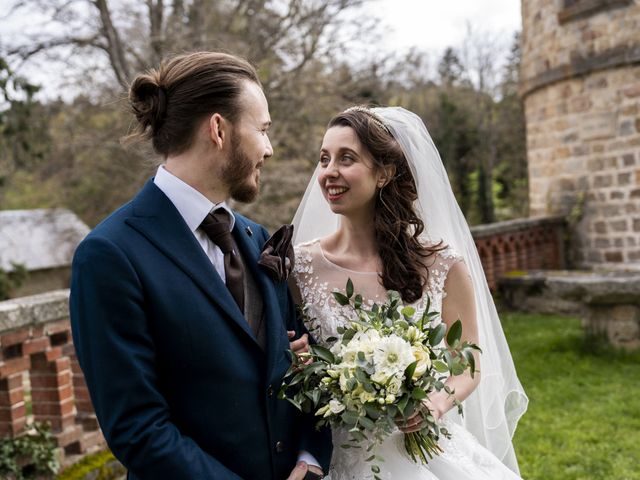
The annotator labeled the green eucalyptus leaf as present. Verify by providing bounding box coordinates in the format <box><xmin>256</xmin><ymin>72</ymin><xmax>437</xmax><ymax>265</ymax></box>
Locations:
<box><xmin>463</xmin><ymin>349</ymin><xmax>476</xmax><ymax>376</ymax></box>
<box><xmin>346</xmin><ymin>278</ymin><xmax>354</xmax><ymax>298</ymax></box>
<box><xmin>359</xmin><ymin>416</ymin><xmax>375</xmax><ymax>430</ymax></box>
<box><xmin>364</xmin><ymin>403</ymin><xmax>381</xmax><ymax>419</ymax></box>
<box><xmin>401</xmin><ymin>306</ymin><xmax>416</xmax><ymax>318</ymax></box>
<box><xmin>429</xmin><ymin>323</ymin><xmax>447</xmax><ymax>346</ymax></box>
<box><xmin>404</xmin><ymin>361</ymin><xmax>417</xmax><ymax>386</ymax></box>
<box><xmin>342</xmin><ymin>410</ymin><xmax>359</xmax><ymax>425</ymax></box>
<box><xmin>354</xmin><ymin>294</ymin><xmax>363</xmax><ymax>309</ymax></box>
<box><xmin>285</xmin><ymin>397</ymin><xmax>302</xmax><ymax>411</ymax></box>
<box><xmin>433</xmin><ymin>360</ymin><xmax>449</xmax><ymax>373</ymax></box>
<box><xmin>397</xmin><ymin>394</ymin><xmax>409</xmax><ymax>416</ymax></box>
<box><xmin>411</xmin><ymin>388</ymin><xmax>427</xmax><ymax>400</ymax></box>
<box><xmin>446</xmin><ymin>319</ymin><xmax>463</xmax><ymax>346</ymax></box>
<box><xmin>310</xmin><ymin>344</ymin><xmax>335</xmax><ymax>364</ymax></box>
<box><xmin>452</xmin><ymin>362</ymin><xmax>466</xmax><ymax>375</ymax></box>
<box><xmin>333</xmin><ymin>292</ymin><xmax>350</xmax><ymax>306</ymax></box>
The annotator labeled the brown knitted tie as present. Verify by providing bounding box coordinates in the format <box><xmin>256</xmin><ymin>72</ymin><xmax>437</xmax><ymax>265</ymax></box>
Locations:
<box><xmin>200</xmin><ymin>210</ymin><xmax>245</xmax><ymax>312</ymax></box>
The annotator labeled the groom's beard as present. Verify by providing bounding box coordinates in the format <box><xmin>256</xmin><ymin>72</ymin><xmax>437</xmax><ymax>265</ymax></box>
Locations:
<box><xmin>223</xmin><ymin>134</ymin><xmax>260</xmax><ymax>203</ymax></box>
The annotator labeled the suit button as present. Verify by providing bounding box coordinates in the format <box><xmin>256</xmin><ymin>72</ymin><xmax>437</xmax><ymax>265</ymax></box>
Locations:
<box><xmin>267</xmin><ymin>385</ymin><xmax>274</xmax><ymax>397</ymax></box>
<box><xmin>275</xmin><ymin>441</ymin><xmax>285</xmax><ymax>453</ymax></box>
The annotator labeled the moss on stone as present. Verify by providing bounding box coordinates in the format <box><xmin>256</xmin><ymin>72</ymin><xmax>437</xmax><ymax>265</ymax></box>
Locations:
<box><xmin>56</xmin><ymin>450</ymin><xmax>124</xmax><ymax>480</ymax></box>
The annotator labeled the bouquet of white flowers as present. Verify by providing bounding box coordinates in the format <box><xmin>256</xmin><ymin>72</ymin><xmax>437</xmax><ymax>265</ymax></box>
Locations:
<box><xmin>279</xmin><ymin>279</ymin><xmax>480</xmax><ymax>479</ymax></box>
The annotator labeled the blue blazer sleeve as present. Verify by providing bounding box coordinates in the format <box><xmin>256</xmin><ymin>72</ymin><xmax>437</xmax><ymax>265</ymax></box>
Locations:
<box><xmin>258</xmin><ymin>226</ymin><xmax>333</xmax><ymax>473</ymax></box>
<box><xmin>70</xmin><ymin>236</ymin><xmax>243</xmax><ymax>479</ymax></box>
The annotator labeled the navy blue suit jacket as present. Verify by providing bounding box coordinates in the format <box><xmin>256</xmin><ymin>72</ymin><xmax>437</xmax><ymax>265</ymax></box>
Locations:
<box><xmin>69</xmin><ymin>180</ymin><xmax>332</xmax><ymax>479</ymax></box>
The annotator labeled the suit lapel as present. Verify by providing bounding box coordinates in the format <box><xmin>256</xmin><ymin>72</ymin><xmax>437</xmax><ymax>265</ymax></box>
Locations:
<box><xmin>124</xmin><ymin>181</ymin><xmax>258</xmax><ymax>344</ymax></box>
<box><xmin>232</xmin><ymin>217</ymin><xmax>284</xmax><ymax>376</ymax></box>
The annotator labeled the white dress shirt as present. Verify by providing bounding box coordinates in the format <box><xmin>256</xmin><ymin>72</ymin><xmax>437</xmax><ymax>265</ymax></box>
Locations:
<box><xmin>153</xmin><ymin>165</ymin><xmax>234</xmax><ymax>282</ymax></box>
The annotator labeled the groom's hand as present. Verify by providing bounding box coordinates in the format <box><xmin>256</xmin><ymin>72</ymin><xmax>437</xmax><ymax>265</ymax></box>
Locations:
<box><xmin>286</xmin><ymin>461</ymin><xmax>308</xmax><ymax>479</ymax></box>
<box><xmin>288</xmin><ymin>331</ymin><xmax>311</xmax><ymax>363</ymax></box>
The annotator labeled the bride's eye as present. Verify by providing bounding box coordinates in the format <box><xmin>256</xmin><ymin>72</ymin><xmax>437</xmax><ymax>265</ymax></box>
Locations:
<box><xmin>319</xmin><ymin>155</ymin><xmax>330</xmax><ymax>165</ymax></box>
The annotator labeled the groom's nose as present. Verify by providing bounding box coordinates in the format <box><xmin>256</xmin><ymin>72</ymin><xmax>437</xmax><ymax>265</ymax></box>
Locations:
<box><xmin>264</xmin><ymin>136</ymin><xmax>273</xmax><ymax>159</ymax></box>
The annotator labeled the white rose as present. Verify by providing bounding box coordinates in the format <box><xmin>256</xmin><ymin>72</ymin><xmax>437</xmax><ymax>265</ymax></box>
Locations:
<box><xmin>412</xmin><ymin>346</ymin><xmax>432</xmax><ymax>380</ymax></box>
<box><xmin>371</xmin><ymin>370</ymin><xmax>390</xmax><ymax>385</ymax></box>
<box><xmin>359</xmin><ymin>390</ymin><xmax>376</xmax><ymax>403</ymax></box>
<box><xmin>386</xmin><ymin>376</ymin><xmax>403</xmax><ymax>395</ymax></box>
<box><xmin>329</xmin><ymin>399</ymin><xmax>346</xmax><ymax>414</ymax></box>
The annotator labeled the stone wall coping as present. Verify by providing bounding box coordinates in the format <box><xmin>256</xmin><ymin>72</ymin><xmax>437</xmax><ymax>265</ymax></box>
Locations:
<box><xmin>470</xmin><ymin>215</ymin><xmax>566</xmax><ymax>238</ymax></box>
<box><xmin>0</xmin><ymin>289</ymin><xmax>70</xmax><ymax>332</ymax></box>
<box><xmin>558</xmin><ymin>0</ymin><xmax>634</xmax><ymax>24</ymax></box>
<box><xmin>520</xmin><ymin>43</ymin><xmax>640</xmax><ymax>98</ymax></box>
<box><xmin>500</xmin><ymin>270</ymin><xmax>640</xmax><ymax>305</ymax></box>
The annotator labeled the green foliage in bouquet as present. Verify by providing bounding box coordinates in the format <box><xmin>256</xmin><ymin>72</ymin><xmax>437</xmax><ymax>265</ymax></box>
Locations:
<box><xmin>279</xmin><ymin>279</ymin><xmax>481</xmax><ymax>479</ymax></box>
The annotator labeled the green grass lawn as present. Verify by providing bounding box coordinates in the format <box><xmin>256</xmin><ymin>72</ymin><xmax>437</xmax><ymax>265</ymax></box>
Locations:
<box><xmin>502</xmin><ymin>312</ymin><xmax>640</xmax><ymax>480</ymax></box>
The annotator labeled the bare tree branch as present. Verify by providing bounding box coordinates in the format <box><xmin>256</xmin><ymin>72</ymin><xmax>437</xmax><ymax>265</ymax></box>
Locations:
<box><xmin>147</xmin><ymin>0</ymin><xmax>164</xmax><ymax>66</ymax></box>
<box><xmin>92</xmin><ymin>0</ymin><xmax>131</xmax><ymax>87</ymax></box>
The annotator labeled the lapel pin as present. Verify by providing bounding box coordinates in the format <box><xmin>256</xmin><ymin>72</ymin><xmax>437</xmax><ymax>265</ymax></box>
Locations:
<box><xmin>245</xmin><ymin>226</ymin><xmax>253</xmax><ymax>236</ymax></box>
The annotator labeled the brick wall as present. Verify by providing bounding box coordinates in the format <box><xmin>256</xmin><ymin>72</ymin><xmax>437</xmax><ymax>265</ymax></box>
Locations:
<box><xmin>471</xmin><ymin>215</ymin><xmax>567</xmax><ymax>290</ymax></box>
<box><xmin>0</xmin><ymin>291</ymin><xmax>105</xmax><ymax>466</ymax></box>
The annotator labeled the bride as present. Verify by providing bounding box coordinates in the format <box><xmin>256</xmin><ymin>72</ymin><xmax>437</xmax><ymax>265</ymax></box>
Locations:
<box><xmin>291</xmin><ymin>106</ymin><xmax>528</xmax><ymax>479</ymax></box>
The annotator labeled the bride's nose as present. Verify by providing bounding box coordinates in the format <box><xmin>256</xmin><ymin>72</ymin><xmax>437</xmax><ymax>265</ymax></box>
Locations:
<box><xmin>324</xmin><ymin>158</ymin><xmax>340</xmax><ymax>178</ymax></box>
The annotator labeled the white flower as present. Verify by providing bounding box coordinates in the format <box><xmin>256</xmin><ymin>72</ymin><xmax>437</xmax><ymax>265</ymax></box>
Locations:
<box><xmin>386</xmin><ymin>375</ymin><xmax>403</xmax><ymax>395</ymax></box>
<box><xmin>329</xmin><ymin>399</ymin><xmax>345</xmax><ymax>414</ymax></box>
<box><xmin>412</xmin><ymin>345</ymin><xmax>432</xmax><ymax>380</ymax></box>
<box><xmin>359</xmin><ymin>390</ymin><xmax>377</xmax><ymax>403</ymax></box>
<box><xmin>338</xmin><ymin>369</ymin><xmax>353</xmax><ymax>392</ymax></box>
<box><xmin>373</xmin><ymin>335</ymin><xmax>415</xmax><ymax>378</ymax></box>
<box><xmin>371</xmin><ymin>370</ymin><xmax>390</xmax><ymax>385</ymax></box>
<box><xmin>405</xmin><ymin>326</ymin><xmax>425</xmax><ymax>343</ymax></box>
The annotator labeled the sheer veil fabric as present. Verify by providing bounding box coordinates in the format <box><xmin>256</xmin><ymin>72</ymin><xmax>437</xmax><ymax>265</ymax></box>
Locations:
<box><xmin>292</xmin><ymin>107</ymin><xmax>528</xmax><ymax>473</ymax></box>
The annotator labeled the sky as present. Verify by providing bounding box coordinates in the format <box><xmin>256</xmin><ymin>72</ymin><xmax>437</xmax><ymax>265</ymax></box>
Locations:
<box><xmin>0</xmin><ymin>0</ymin><xmax>522</xmax><ymax>100</ymax></box>
<box><xmin>373</xmin><ymin>0</ymin><xmax>521</xmax><ymax>54</ymax></box>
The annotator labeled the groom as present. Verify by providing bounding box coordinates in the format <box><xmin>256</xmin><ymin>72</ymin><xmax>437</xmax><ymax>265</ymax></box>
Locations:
<box><xmin>69</xmin><ymin>51</ymin><xmax>331</xmax><ymax>479</ymax></box>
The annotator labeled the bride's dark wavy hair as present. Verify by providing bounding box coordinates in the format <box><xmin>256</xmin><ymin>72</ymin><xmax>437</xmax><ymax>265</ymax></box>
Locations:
<box><xmin>327</xmin><ymin>108</ymin><xmax>446</xmax><ymax>303</ymax></box>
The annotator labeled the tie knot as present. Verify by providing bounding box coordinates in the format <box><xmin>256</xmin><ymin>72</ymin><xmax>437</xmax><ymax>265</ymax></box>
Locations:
<box><xmin>200</xmin><ymin>210</ymin><xmax>234</xmax><ymax>253</ymax></box>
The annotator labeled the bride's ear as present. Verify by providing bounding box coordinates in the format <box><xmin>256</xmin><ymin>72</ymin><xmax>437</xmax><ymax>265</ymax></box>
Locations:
<box><xmin>377</xmin><ymin>164</ymin><xmax>396</xmax><ymax>188</ymax></box>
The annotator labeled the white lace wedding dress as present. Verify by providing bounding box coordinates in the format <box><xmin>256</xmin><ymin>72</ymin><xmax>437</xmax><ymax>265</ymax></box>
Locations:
<box><xmin>293</xmin><ymin>239</ymin><xmax>523</xmax><ymax>480</ymax></box>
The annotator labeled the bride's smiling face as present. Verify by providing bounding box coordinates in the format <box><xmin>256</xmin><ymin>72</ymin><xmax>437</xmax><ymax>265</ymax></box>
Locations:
<box><xmin>318</xmin><ymin>126</ymin><xmax>385</xmax><ymax>217</ymax></box>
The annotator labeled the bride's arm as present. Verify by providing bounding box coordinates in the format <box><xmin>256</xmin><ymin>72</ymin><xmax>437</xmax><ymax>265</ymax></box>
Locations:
<box><xmin>424</xmin><ymin>259</ymin><xmax>481</xmax><ymax>420</ymax></box>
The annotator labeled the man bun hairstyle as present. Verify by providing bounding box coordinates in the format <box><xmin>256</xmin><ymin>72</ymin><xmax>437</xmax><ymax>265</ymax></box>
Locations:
<box><xmin>127</xmin><ymin>51</ymin><xmax>260</xmax><ymax>157</ymax></box>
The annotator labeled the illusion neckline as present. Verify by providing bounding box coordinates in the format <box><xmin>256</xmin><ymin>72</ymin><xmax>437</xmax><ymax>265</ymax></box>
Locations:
<box><xmin>316</xmin><ymin>240</ymin><xmax>380</xmax><ymax>276</ymax></box>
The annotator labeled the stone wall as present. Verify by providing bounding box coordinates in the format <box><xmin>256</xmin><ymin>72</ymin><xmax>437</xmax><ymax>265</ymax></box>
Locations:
<box><xmin>521</xmin><ymin>0</ymin><xmax>640</xmax><ymax>267</ymax></box>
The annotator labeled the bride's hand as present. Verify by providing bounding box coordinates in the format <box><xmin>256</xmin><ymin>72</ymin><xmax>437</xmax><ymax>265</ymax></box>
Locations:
<box><xmin>395</xmin><ymin>400</ymin><xmax>443</xmax><ymax>433</ymax></box>
<box><xmin>395</xmin><ymin>403</ymin><xmax>431</xmax><ymax>433</ymax></box>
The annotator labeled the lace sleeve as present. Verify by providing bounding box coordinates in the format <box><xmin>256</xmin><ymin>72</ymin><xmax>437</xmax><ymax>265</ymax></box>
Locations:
<box><xmin>427</xmin><ymin>246</ymin><xmax>464</xmax><ymax>302</ymax></box>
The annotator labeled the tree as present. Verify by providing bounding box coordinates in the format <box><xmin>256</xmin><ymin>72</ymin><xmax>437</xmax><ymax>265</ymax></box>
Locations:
<box><xmin>0</xmin><ymin>56</ymin><xmax>50</xmax><ymax>204</ymax></box>
<box><xmin>493</xmin><ymin>31</ymin><xmax>528</xmax><ymax>219</ymax></box>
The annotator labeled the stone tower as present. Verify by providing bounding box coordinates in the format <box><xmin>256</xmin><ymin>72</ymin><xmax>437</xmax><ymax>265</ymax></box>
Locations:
<box><xmin>520</xmin><ymin>0</ymin><xmax>640</xmax><ymax>267</ymax></box>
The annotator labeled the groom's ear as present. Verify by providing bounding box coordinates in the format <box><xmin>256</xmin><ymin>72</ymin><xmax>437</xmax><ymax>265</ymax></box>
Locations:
<box><xmin>208</xmin><ymin>113</ymin><xmax>228</xmax><ymax>149</ymax></box>
<box><xmin>377</xmin><ymin>164</ymin><xmax>396</xmax><ymax>187</ymax></box>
